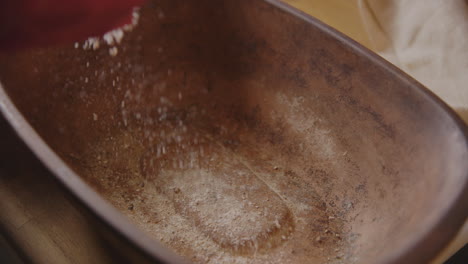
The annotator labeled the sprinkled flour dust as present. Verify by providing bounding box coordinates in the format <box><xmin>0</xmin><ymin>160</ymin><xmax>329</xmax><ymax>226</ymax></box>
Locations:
<box><xmin>76</xmin><ymin>8</ymin><xmax>140</xmax><ymax>56</ymax></box>
<box><xmin>64</xmin><ymin>5</ymin><xmax>356</xmax><ymax>264</ymax></box>
<box><xmin>71</xmin><ymin>101</ymin><xmax>350</xmax><ymax>263</ymax></box>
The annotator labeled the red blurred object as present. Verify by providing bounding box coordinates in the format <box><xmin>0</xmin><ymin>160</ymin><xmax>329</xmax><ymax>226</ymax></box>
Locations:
<box><xmin>0</xmin><ymin>0</ymin><xmax>145</xmax><ymax>50</ymax></box>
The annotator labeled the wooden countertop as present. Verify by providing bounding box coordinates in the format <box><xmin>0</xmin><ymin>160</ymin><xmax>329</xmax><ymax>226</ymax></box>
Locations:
<box><xmin>0</xmin><ymin>117</ymin><xmax>117</xmax><ymax>264</ymax></box>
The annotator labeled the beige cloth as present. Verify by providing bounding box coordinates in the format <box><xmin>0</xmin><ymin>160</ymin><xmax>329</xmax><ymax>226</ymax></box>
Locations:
<box><xmin>359</xmin><ymin>0</ymin><xmax>468</xmax><ymax>123</ymax></box>
<box><xmin>359</xmin><ymin>1</ymin><xmax>468</xmax><ymax>263</ymax></box>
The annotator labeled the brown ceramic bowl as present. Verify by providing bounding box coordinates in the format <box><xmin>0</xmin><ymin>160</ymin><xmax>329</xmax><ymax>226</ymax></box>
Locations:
<box><xmin>0</xmin><ymin>0</ymin><xmax>467</xmax><ymax>263</ymax></box>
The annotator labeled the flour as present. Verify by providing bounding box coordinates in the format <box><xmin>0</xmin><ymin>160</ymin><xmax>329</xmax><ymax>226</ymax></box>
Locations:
<box><xmin>77</xmin><ymin>8</ymin><xmax>140</xmax><ymax>56</ymax></box>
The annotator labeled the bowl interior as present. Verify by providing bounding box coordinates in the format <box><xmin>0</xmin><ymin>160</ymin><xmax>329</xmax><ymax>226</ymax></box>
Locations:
<box><xmin>0</xmin><ymin>0</ymin><xmax>467</xmax><ymax>263</ymax></box>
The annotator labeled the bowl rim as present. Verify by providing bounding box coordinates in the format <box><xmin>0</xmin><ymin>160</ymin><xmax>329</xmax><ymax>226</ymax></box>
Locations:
<box><xmin>0</xmin><ymin>0</ymin><xmax>467</xmax><ymax>263</ymax></box>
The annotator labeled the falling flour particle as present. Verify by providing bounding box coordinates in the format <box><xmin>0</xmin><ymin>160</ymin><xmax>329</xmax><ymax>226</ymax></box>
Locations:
<box><xmin>93</xmin><ymin>113</ymin><xmax>98</xmax><ymax>121</ymax></box>
<box><xmin>91</xmin><ymin>39</ymin><xmax>100</xmax><ymax>50</ymax></box>
<box><xmin>109</xmin><ymin>47</ymin><xmax>118</xmax><ymax>57</ymax></box>
<box><xmin>104</xmin><ymin>28</ymin><xmax>125</xmax><ymax>45</ymax></box>
<box><xmin>78</xmin><ymin>8</ymin><xmax>140</xmax><ymax>56</ymax></box>
<box><xmin>103</xmin><ymin>32</ymin><xmax>115</xmax><ymax>46</ymax></box>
